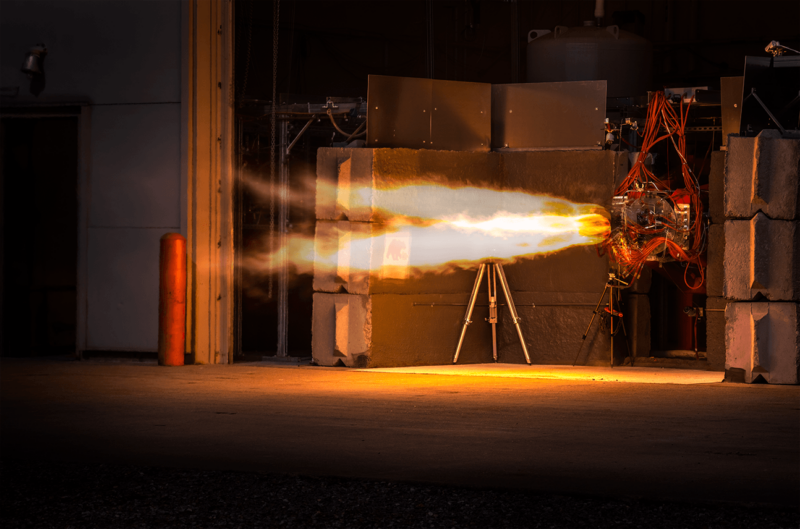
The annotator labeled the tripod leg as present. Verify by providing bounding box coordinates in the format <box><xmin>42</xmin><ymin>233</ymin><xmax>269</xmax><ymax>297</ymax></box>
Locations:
<box><xmin>573</xmin><ymin>284</ymin><xmax>609</xmax><ymax>366</ymax></box>
<box><xmin>582</xmin><ymin>285</ymin><xmax>609</xmax><ymax>340</ymax></box>
<box><xmin>610</xmin><ymin>286</ymin><xmax>614</xmax><ymax>368</ymax></box>
<box><xmin>496</xmin><ymin>264</ymin><xmax>531</xmax><ymax>365</ymax></box>
<box><xmin>488</xmin><ymin>265</ymin><xmax>498</xmax><ymax>362</ymax></box>
<box><xmin>453</xmin><ymin>263</ymin><xmax>486</xmax><ymax>364</ymax></box>
<box><xmin>491</xmin><ymin>321</ymin><xmax>497</xmax><ymax>362</ymax></box>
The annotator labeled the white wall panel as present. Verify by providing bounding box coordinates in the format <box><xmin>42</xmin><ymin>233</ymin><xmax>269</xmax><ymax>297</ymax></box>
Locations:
<box><xmin>90</xmin><ymin>104</ymin><xmax>181</xmax><ymax>228</ymax></box>
<box><xmin>87</xmin><ymin>227</ymin><xmax>171</xmax><ymax>351</ymax></box>
<box><xmin>0</xmin><ymin>0</ymin><xmax>180</xmax><ymax>105</ymax></box>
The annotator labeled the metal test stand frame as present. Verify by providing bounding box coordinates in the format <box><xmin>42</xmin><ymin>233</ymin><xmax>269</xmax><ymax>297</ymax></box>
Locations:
<box><xmin>453</xmin><ymin>262</ymin><xmax>532</xmax><ymax>365</ymax></box>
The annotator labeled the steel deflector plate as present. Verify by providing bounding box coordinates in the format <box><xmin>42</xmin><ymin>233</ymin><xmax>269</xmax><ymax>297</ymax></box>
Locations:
<box><xmin>367</xmin><ymin>75</ymin><xmax>491</xmax><ymax>152</ymax></box>
<box><xmin>491</xmin><ymin>81</ymin><xmax>606</xmax><ymax>150</ymax></box>
<box><xmin>720</xmin><ymin>76</ymin><xmax>743</xmax><ymax>149</ymax></box>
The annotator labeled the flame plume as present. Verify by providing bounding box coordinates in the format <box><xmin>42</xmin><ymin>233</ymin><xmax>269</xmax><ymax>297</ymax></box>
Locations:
<box><xmin>244</xmin><ymin>183</ymin><xmax>610</xmax><ymax>278</ymax></box>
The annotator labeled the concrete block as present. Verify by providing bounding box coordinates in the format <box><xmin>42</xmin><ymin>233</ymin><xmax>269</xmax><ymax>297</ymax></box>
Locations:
<box><xmin>315</xmin><ymin>148</ymin><xmax>350</xmax><ymax>220</ymax></box>
<box><xmin>624</xmin><ymin>294</ymin><xmax>651</xmax><ymax>361</ymax></box>
<box><xmin>312</xmin><ymin>290</ymin><xmax>620</xmax><ymax>368</ymax></box>
<box><xmin>724</xmin><ymin>131</ymin><xmax>800</xmax><ymax>220</ymax></box>
<box><xmin>334</xmin><ymin>150</ymin><xmax>375</xmax><ymax>222</ymax></box>
<box><xmin>725</xmin><ymin>302</ymin><xmax>800</xmax><ymax>384</ymax></box>
<box><xmin>502</xmin><ymin>246</ymin><xmax>609</xmax><ymax>294</ymax></box>
<box><xmin>706</xmin><ymin>224</ymin><xmax>724</xmax><ymax>298</ymax></box>
<box><xmin>372</xmin><ymin>148</ymin><xmax>503</xmax><ymax>189</ymax></box>
<box><xmin>708</xmin><ymin>151</ymin><xmax>725</xmax><ymax>224</ymax></box>
<box><xmin>319</xmin><ymin>148</ymin><xmax>625</xmax><ymax>224</ymax></box>
<box><xmin>314</xmin><ymin>147</ymin><xmax>619</xmax><ymax>296</ymax></box>
<box><xmin>311</xmin><ymin>293</ymin><xmax>371</xmax><ymax>367</ymax></box>
<box><xmin>363</xmin><ymin>149</ymin><xmax>502</xmax><ymax>223</ymax></box>
<box><xmin>705</xmin><ymin>297</ymin><xmax>727</xmax><ymax>371</ymax></box>
<box><xmin>500</xmin><ymin>150</ymin><xmax>626</xmax><ymax>209</ymax></box>
<box><xmin>313</xmin><ymin>220</ymin><xmax>611</xmax><ymax>297</ymax></box>
<box><xmin>497</xmin><ymin>291</ymin><xmax>614</xmax><ymax>367</ymax></box>
<box><xmin>318</xmin><ymin>148</ymin><xmax>502</xmax><ymax>222</ymax></box>
<box><xmin>313</xmin><ymin>292</ymin><xmax>498</xmax><ymax>368</ymax></box>
<box><xmin>370</xmin><ymin>293</ymin><xmax>495</xmax><ymax>367</ymax></box>
<box><xmin>723</xmin><ymin>215</ymin><xmax>799</xmax><ymax>301</ymax></box>
<box><xmin>313</xmin><ymin>218</ymin><xmax>499</xmax><ymax>295</ymax></box>
<box><xmin>313</xmin><ymin>220</ymin><xmax>374</xmax><ymax>294</ymax></box>
<box><xmin>312</xmin><ymin>147</ymin><xmax>625</xmax><ymax>365</ymax></box>
<box><xmin>370</xmin><ymin>291</ymin><xmax>614</xmax><ymax>367</ymax></box>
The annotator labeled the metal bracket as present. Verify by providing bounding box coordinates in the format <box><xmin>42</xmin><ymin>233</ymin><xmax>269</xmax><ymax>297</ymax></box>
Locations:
<box><xmin>743</xmin><ymin>88</ymin><xmax>787</xmax><ymax>135</ymax></box>
<box><xmin>285</xmin><ymin>116</ymin><xmax>316</xmax><ymax>155</ymax></box>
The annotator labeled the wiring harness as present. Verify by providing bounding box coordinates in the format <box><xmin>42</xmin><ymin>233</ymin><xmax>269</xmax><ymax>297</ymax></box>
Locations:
<box><xmin>599</xmin><ymin>91</ymin><xmax>708</xmax><ymax>289</ymax></box>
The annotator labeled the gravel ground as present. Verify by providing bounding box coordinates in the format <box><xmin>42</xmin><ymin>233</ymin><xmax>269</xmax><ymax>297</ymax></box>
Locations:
<box><xmin>1</xmin><ymin>460</ymin><xmax>797</xmax><ymax>529</ymax></box>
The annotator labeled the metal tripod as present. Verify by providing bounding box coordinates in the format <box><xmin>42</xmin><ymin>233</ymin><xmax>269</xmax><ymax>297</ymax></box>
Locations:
<box><xmin>573</xmin><ymin>272</ymin><xmax>629</xmax><ymax>368</ymax></box>
<box><xmin>453</xmin><ymin>262</ymin><xmax>532</xmax><ymax>365</ymax></box>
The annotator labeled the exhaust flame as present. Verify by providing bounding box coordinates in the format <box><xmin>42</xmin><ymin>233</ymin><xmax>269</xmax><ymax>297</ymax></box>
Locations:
<box><xmin>244</xmin><ymin>182</ymin><xmax>609</xmax><ymax>279</ymax></box>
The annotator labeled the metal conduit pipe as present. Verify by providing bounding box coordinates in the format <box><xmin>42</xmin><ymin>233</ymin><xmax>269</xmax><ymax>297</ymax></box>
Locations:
<box><xmin>327</xmin><ymin>108</ymin><xmax>366</xmax><ymax>141</ymax></box>
<box><xmin>346</xmin><ymin>120</ymin><xmax>367</xmax><ymax>141</ymax></box>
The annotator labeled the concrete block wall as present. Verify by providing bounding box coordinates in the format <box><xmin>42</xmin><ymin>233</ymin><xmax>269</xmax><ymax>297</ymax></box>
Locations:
<box><xmin>713</xmin><ymin>132</ymin><xmax>800</xmax><ymax>384</ymax></box>
<box><xmin>724</xmin><ymin>130</ymin><xmax>800</xmax><ymax>220</ymax></box>
<box><xmin>312</xmin><ymin>147</ymin><xmax>628</xmax><ymax>367</ymax></box>
<box><xmin>722</xmin><ymin>214</ymin><xmax>799</xmax><ymax>301</ymax></box>
<box><xmin>705</xmin><ymin>152</ymin><xmax>728</xmax><ymax>372</ymax></box>
<box><xmin>725</xmin><ymin>302</ymin><xmax>799</xmax><ymax>384</ymax></box>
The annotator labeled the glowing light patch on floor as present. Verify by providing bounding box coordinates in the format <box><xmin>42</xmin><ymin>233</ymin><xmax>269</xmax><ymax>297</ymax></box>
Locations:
<box><xmin>357</xmin><ymin>364</ymin><xmax>724</xmax><ymax>385</ymax></box>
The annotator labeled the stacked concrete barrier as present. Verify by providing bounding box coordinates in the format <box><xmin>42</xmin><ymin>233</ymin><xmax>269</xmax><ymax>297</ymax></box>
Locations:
<box><xmin>311</xmin><ymin>147</ymin><xmax>629</xmax><ymax>368</ymax></box>
<box><xmin>714</xmin><ymin>130</ymin><xmax>800</xmax><ymax>384</ymax></box>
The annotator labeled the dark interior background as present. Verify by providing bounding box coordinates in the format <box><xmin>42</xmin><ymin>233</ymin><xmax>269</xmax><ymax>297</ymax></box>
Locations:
<box><xmin>233</xmin><ymin>0</ymin><xmax>799</xmax><ymax>358</ymax></box>
<box><xmin>1</xmin><ymin>116</ymin><xmax>78</xmax><ymax>357</ymax></box>
<box><xmin>235</xmin><ymin>0</ymin><xmax>800</xmax><ymax>100</ymax></box>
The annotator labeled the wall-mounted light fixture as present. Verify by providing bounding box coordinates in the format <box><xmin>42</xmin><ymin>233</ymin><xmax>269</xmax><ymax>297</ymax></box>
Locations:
<box><xmin>21</xmin><ymin>44</ymin><xmax>47</xmax><ymax>78</ymax></box>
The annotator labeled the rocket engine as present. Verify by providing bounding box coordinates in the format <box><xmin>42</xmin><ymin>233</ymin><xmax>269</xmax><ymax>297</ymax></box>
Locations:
<box><xmin>600</xmin><ymin>91</ymin><xmax>708</xmax><ymax>290</ymax></box>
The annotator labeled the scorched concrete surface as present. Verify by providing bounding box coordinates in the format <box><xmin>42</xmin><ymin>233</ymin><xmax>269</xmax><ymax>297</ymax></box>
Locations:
<box><xmin>1</xmin><ymin>359</ymin><xmax>798</xmax><ymax>508</ymax></box>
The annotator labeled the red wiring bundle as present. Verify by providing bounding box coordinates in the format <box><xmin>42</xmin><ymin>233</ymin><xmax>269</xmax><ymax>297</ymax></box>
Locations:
<box><xmin>600</xmin><ymin>91</ymin><xmax>707</xmax><ymax>289</ymax></box>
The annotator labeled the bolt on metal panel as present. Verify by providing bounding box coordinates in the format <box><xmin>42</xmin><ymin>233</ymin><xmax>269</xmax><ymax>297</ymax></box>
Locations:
<box><xmin>431</xmin><ymin>79</ymin><xmax>491</xmax><ymax>151</ymax></box>
<box><xmin>367</xmin><ymin>75</ymin><xmax>491</xmax><ymax>152</ymax></box>
<box><xmin>491</xmin><ymin>81</ymin><xmax>607</xmax><ymax>151</ymax></box>
<box><xmin>720</xmin><ymin>76</ymin><xmax>743</xmax><ymax>150</ymax></box>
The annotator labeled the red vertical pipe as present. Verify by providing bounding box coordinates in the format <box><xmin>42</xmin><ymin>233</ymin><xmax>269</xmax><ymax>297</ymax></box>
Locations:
<box><xmin>158</xmin><ymin>233</ymin><xmax>186</xmax><ymax>366</ymax></box>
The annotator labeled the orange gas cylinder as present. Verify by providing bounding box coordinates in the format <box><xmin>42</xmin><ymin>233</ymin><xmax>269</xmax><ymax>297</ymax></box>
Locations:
<box><xmin>158</xmin><ymin>233</ymin><xmax>186</xmax><ymax>366</ymax></box>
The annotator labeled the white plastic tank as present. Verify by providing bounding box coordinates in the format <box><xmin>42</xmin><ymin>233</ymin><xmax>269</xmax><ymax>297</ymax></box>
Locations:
<box><xmin>526</xmin><ymin>23</ymin><xmax>652</xmax><ymax>98</ymax></box>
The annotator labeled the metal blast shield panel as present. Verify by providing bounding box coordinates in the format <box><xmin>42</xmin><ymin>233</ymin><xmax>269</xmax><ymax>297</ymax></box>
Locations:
<box><xmin>367</xmin><ymin>75</ymin><xmax>491</xmax><ymax>152</ymax></box>
<box><xmin>720</xmin><ymin>76</ymin><xmax>744</xmax><ymax>149</ymax></box>
<box><xmin>491</xmin><ymin>80</ymin><xmax>607</xmax><ymax>151</ymax></box>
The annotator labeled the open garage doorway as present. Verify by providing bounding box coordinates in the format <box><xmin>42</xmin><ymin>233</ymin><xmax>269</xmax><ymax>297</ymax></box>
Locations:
<box><xmin>1</xmin><ymin>112</ymin><xmax>79</xmax><ymax>357</ymax></box>
<box><xmin>235</xmin><ymin>116</ymin><xmax>319</xmax><ymax>360</ymax></box>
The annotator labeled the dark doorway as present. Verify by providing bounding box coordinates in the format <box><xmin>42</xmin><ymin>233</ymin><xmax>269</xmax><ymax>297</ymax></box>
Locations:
<box><xmin>1</xmin><ymin>116</ymin><xmax>78</xmax><ymax>357</ymax></box>
<box><xmin>650</xmin><ymin>270</ymin><xmax>707</xmax><ymax>357</ymax></box>
<box><xmin>236</xmin><ymin>119</ymin><xmax>324</xmax><ymax>359</ymax></box>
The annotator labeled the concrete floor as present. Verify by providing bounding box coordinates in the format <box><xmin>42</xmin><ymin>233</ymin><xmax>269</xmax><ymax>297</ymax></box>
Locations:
<box><xmin>1</xmin><ymin>358</ymin><xmax>798</xmax><ymax>507</ymax></box>
<box><xmin>362</xmin><ymin>364</ymin><xmax>725</xmax><ymax>384</ymax></box>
